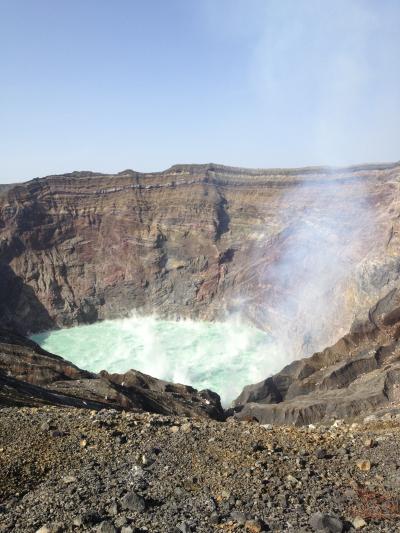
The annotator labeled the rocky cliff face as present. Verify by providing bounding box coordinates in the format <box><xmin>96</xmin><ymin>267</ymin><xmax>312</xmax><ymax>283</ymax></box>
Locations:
<box><xmin>1</xmin><ymin>162</ymin><xmax>400</xmax><ymax>360</ymax></box>
<box><xmin>233</xmin><ymin>288</ymin><xmax>400</xmax><ymax>425</ymax></box>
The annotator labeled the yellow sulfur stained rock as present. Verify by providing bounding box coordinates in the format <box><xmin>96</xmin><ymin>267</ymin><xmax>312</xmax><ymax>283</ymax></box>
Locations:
<box><xmin>352</xmin><ymin>516</ymin><xmax>367</xmax><ymax>529</ymax></box>
<box><xmin>356</xmin><ymin>459</ymin><xmax>371</xmax><ymax>472</ymax></box>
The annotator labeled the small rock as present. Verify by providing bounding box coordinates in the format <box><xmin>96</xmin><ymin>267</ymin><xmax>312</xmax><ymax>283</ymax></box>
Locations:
<box><xmin>356</xmin><ymin>459</ymin><xmax>371</xmax><ymax>472</ymax></box>
<box><xmin>343</xmin><ymin>488</ymin><xmax>356</xmax><ymax>500</ymax></box>
<box><xmin>276</xmin><ymin>493</ymin><xmax>288</xmax><ymax>509</ymax></box>
<box><xmin>231</xmin><ymin>511</ymin><xmax>247</xmax><ymax>525</ymax></box>
<box><xmin>309</xmin><ymin>512</ymin><xmax>343</xmax><ymax>532</ymax></box>
<box><xmin>107</xmin><ymin>502</ymin><xmax>119</xmax><ymax>516</ymax></box>
<box><xmin>121</xmin><ymin>491</ymin><xmax>146</xmax><ymax>513</ymax></box>
<box><xmin>96</xmin><ymin>522</ymin><xmax>117</xmax><ymax>533</ymax></box>
<box><xmin>114</xmin><ymin>516</ymin><xmax>129</xmax><ymax>528</ymax></box>
<box><xmin>383</xmin><ymin>472</ymin><xmax>400</xmax><ymax>490</ymax></box>
<box><xmin>315</xmin><ymin>448</ymin><xmax>328</xmax><ymax>459</ymax></box>
<box><xmin>363</xmin><ymin>438</ymin><xmax>376</xmax><ymax>448</ymax></box>
<box><xmin>244</xmin><ymin>518</ymin><xmax>268</xmax><ymax>532</ymax></box>
<box><xmin>62</xmin><ymin>475</ymin><xmax>77</xmax><ymax>484</ymax></box>
<box><xmin>296</xmin><ymin>457</ymin><xmax>306</xmax><ymax>468</ymax></box>
<box><xmin>251</xmin><ymin>442</ymin><xmax>265</xmax><ymax>452</ymax></box>
<box><xmin>141</xmin><ymin>454</ymin><xmax>152</xmax><ymax>466</ymax></box>
<box><xmin>177</xmin><ymin>522</ymin><xmax>191</xmax><ymax>533</ymax></box>
<box><xmin>36</xmin><ymin>527</ymin><xmax>63</xmax><ymax>533</ymax></box>
<box><xmin>75</xmin><ymin>511</ymin><xmax>102</xmax><ymax>527</ymax></box>
<box><xmin>80</xmin><ymin>438</ymin><xmax>87</xmax><ymax>448</ymax></box>
<box><xmin>40</xmin><ymin>421</ymin><xmax>51</xmax><ymax>432</ymax></box>
<box><xmin>50</xmin><ymin>430</ymin><xmax>66</xmax><ymax>438</ymax></box>
<box><xmin>121</xmin><ymin>528</ymin><xmax>134</xmax><ymax>533</ymax></box>
<box><xmin>352</xmin><ymin>516</ymin><xmax>367</xmax><ymax>529</ymax></box>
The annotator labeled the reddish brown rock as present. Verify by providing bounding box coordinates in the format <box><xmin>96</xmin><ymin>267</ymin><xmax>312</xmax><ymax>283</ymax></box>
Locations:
<box><xmin>2</xmin><ymin>162</ymin><xmax>400</xmax><ymax>424</ymax></box>
<box><xmin>1</xmin><ymin>162</ymin><xmax>400</xmax><ymax>361</ymax></box>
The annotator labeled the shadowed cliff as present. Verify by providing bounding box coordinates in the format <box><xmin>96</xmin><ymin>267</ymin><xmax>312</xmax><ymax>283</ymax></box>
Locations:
<box><xmin>0</xmin><ymin>328</ymin><xmax>224</xmax><ymax>419</ymax></box>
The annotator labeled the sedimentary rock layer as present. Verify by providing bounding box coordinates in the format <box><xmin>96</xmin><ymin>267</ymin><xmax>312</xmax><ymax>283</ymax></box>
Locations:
<box><xmin>234</xmin><ymin>289</ymin><xmax>400</xmax><ymax>425</ymax></box>
<box><xmin>1</xmin><ymin>162</ymin><xmax>400</xmax><ymax>358</ymax></box>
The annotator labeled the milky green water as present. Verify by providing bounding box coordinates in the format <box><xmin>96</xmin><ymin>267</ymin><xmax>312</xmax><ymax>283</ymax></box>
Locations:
<box><xmin>31</xmin><ymin>315</ymin><xmax>280</xmax><ymax>405</ymax></box>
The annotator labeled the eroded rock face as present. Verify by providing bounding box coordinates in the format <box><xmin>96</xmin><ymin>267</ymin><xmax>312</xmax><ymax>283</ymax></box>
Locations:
<box><xmin>2</xmin><ymin>162</ymin><xmax>400</xmax><ymax>423</ymax></box>
<box><xmin>233</xmin><ymin>289</ymin><xmax>400</xmax><ymax>425</ymax></box>
<box><xmin>1</xmin><ymin>162</ymin><xmax>400</xmax><ymax>360</ymax></box>
<box><xmin>0</xmin><ymin>329</ymin><xmax>224</xmax><ymax>419</ymax></box>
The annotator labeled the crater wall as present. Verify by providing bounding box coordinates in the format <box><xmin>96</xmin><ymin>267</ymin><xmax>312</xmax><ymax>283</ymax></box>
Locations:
<box><xmin>1</xmin><ymin>163</ymin><xmax>400</xmax><ymax>358</ymax></box>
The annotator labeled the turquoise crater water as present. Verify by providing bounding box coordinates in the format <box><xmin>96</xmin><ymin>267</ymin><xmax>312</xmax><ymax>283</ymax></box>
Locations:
<box><xmin>32</xmin><ymin>315</ymin><xmax>279</xmax><ymax>405</ymax></box>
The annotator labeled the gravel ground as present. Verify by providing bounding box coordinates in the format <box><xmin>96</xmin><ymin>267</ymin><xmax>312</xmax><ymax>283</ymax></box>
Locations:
<box><xmin>0</xmin><ymin>407</ymin><xmax>399</xmax><ymax>532</ymax></box>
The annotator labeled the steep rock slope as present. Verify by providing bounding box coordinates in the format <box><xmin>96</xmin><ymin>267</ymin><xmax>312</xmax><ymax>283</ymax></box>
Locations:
<box><xmin>0</xmin><ymin>329</ymin><xmax>224</xmax><ymax>419</ymax></box>
<box><xmin>1</xmin><ymin>162</ymin><xmax>400</xmax><ymax>359</ymax></box>
<box><xmin>233</xmin><ymin>289</ymin><xmax>400</xmax><ymax>425</ymax></box>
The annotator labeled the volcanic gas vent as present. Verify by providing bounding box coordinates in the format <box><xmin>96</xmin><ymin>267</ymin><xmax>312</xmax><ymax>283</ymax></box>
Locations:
<box><xmin>30</xmin><ymin>315</ymin><xmax>287</xmax><ymax>406</ymax></box>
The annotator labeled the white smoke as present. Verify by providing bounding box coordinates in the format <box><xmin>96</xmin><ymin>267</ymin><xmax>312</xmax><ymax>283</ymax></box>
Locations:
<box><xmin>252</xmin><ymin>170</ymin><xmax>377</xmax><ymax>363</ymax></box>
<box><xmin>32</xmin><ymin>314</ymin><xmax>277</xmax><ymax>406</ymax></box>
<box><xmin>31</xmin><ymin>170</ymin><xmax>381</xmax><ymax>406</ymax></box>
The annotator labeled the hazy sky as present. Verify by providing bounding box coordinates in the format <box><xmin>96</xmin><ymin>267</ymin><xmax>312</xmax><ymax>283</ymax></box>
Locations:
<box><xmin>0</xmin><ymin>0</ymin><xmax>399</xmax><ymax>182</ymax></box>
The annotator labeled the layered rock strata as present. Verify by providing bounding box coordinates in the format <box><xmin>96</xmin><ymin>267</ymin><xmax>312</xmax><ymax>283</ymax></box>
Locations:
<box><xmin>233</xmin><ymin>289</ymin><xmax>400</xmax><ymax>425</ymax></box>
<box><xmin>2</xmin><ymin>162</ymin><xmax>400</xmax><ymax>424</ymax></box>
<box><xmin>1</xmin><ymin>162</ymin><xmax>400</xmax><ymax>359</ymax></box>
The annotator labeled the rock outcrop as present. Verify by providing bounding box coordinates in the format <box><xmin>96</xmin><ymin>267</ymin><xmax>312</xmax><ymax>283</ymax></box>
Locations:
<box><xmin>233</xmin><ymin>289</ymin><xmax>400</xmax><ymax>425</ymax></box>
<box><xmin>1</xmin><ymin>162</ymin><xmax>400</xmax><ymax>359</ymax></box>
<box><xmin>0</xmin><ymin>329</ymin><xmax>224</xmax><ymax>419</ymax></box>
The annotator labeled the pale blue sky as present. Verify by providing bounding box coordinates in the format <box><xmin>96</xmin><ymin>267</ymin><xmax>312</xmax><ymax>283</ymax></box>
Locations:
<box><xmin>0</xmin><ymin>0</ymin><xmax>399</xmax><ymax>182</ymax></box>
